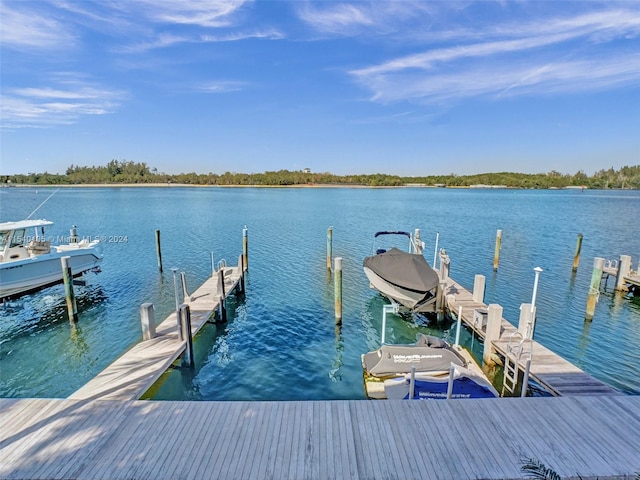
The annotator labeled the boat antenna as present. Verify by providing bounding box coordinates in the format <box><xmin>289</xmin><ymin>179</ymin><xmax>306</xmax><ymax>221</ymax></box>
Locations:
<box><xmin>26</xmin><ymin>188</ymin><xmax>59</xmax><ymax>219</ymax></box>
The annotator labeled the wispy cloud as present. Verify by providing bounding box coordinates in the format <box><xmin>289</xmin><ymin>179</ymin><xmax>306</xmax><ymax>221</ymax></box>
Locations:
<box><xmin>0</xmin><ymin>1</ymin><xmax>76</xmax><ymax>50</ymax></box>
<box><xmin>1</xmin><ymin>75</ymin><xmax>127</xmax><ymax>129</ymax></box>
<box><xmin>197</xmin><ymin>81</ymin><xmax>248</xmax><ymax>93</ymax></box>
<box><xmin>348</xmin><ymin>7</ymin><xmax>640</xmax><ymax>104</ymax></box>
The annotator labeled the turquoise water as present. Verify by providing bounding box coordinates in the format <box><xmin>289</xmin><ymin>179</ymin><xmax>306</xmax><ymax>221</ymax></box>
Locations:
<box><xmin>1</xmin><ymin>186</ymin><xmax>639</xmax><ymax>399</ymax></box>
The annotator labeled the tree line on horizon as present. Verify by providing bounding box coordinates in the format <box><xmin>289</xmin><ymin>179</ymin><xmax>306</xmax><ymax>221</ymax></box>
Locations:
<box><xmin>3</xmin><ymin>160</ymin><xmax>640</xmax><ymax>189</ymax></box>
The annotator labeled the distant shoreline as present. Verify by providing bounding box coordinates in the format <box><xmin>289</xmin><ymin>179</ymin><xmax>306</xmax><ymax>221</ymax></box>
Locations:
<box><xmin>2</xmin><ymin>183</ymin><xmax>598</xmax><ymax>190</ymax></box>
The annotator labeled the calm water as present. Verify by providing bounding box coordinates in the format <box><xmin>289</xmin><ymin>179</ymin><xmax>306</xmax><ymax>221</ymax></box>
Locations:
<box><xmin>1</xmin><ymin>186</ymin><xmax>639</xmax><ymax>400</ymax></box>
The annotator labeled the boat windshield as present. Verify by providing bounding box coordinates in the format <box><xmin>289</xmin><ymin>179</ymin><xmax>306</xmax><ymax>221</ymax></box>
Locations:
<box><xmin>0</xmin><ymin>231</ymin><xmax>9</xmax><ymax>249</ymax></box>
<box><xmin>9</xmin><ymin>229</ymin><xmax>25</xmax><ymax>248</ymax></box>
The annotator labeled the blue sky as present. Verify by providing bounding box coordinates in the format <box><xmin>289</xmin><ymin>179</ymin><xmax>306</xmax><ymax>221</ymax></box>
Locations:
<box><xmin>1</xmin><ymin>1</ymin><xmax>639</xmax><ymax>177</ymax></box>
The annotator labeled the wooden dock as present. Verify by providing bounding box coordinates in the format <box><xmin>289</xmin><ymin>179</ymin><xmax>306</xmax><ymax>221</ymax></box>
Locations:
<box><xmin>69</xmin><ymin>264</ymin><xmax>244</xmax><ymax>401</ymax></box>
<box><xmin>2</xmin><ymin>395</ymin><xmax>639</xmax><ymax>479</ymax></box>
<box><xmin>442</xmin><ymin>277</ymin><xmax>621</xmax><ymax>397</ymax></box>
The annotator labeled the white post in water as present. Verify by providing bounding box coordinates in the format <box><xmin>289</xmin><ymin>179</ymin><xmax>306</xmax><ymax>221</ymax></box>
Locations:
<box><xmin>433</xmin><ymin>232</ymin><xmax>439</xmax><ymax>268</ymax></box>
<box><xmin>140</xmin><ymin>303</ymin><xmax>156</xmax><ymax>340</ymax></box>
<box><xmin>334</xmin><ymin>257</ymin><xmax>343</xmax><ymax>324</ymax></box>
<box><xmin>327</xmin><ymin>226</ymin><xmax>333</xmax><ymax>272</ymax></box>
<box><xmin>217</xmin><ymin>267</ymin><xmax>227</xmax><ymax>322</ymax></box>
<box><xmin>616</xmin><ymin>255</ymin><xmax>632</xmax><ymax>291</ymax></box>
<box><xmin>180</xmin><ymin>271</ymin><xmax>190</xmax><ymax>301</ymax></box>
<box><xmin>210</xmin><ymin>252</ymin><xmax>215</xmax><ymax>277</ymax></box>
<box><xmin>472</xmin><ymin>274</ymin><xmax>485</xmax><ymax>304</ymax></box>
<box><xmin>61</xmin><ymin>256</ymin><xmax>78</xmax><ymax>322</ymax></box>
<box><xmin>454</xmin><ymin>306</ymin><xmax>462</xmax><ymax>346</ymax></box>
<box><xmin>242</xmin><ymin>226</ymin><xmax>249</xmax><ymax>271</ymax></box>
<box><xmin>155</xmin><ymin>229</ymin><xmax>163</xmax><ymax>273</ymax></box>
<box><xmin>528</xmin><ymin>267</ymin><xmax>543</xmax><ymax>339</ymax></box>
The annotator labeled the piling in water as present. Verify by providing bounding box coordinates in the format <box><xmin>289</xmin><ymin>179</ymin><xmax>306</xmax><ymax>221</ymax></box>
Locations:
<box><xmin>61</xmin><ymin>256</ymin><xmax>78</xmax><ymax>322</ymax></box>
<box><xmin>483</xmin><ymin>304</ymin><xmax>503</xmax><ymax>365</ymax></box>
<box><xmin>155</xmin><ymin>230</ymin><xmax>163</xmax><ymax>273</ymax></box>
<box><xmin>472</xmin><ymin>274</ymin><xmax>485</xmax><ymax>304</ymax></box>
<box><xmin>616</xmin><ymin>255</ymin><xmax>632</xmax><ymax>292</ymax></box>
<box><xmin>327</xmin><ymin>227</ymin><xmax>333</xmax><ymax>272</ymax></box>
<box><xmin>573</xmin><ymin>233</ymin><xmax>583</xmax><ymax>272</ymax></box>
<box><xmin>242</xmin><ymin>226</ymin><xmax>248</xmax><ymax>271</ymax></box>
<box><xmin>334</xmin><ymin>257</ymin><xmax>342</xmax><ymax>324</ymax></box>
<box><xmin>217</xmin><ymin>267</ymin><xmax>227</xmax><ymax>323</ymax></box>
<box><xmin>140</xmin><ymin>303</ymin><xmax>156</xmax><ymax>341</ymax></box>
<box><xmin>585</xmin><ymin>257</ymin><xmax>605</xmax><ymax>321</ymax></box>
<box><xmin>493</xmin><ymin>229</ymin><xmax>502</xmax><ymax>271</ymax></box>
<box><xmin>179</xmin><ymin>304</ymin><xmax>194</xmax><ymax>368</ymax></box>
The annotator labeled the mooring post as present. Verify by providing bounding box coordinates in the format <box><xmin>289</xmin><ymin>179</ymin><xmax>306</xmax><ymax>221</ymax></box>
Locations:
<box><xmin>433</xmin><ymin>232</ymin><xmax>439</xmax><ymax>268</ymax></box>
<box><xmin>210</xmin><ymin>252</ymin><xmax>215</xmax><ymax>277</ymax></box>
<box><xmin>237</xmin><ymin>253</ymin><xmax>245</xmax><ymax>294</ymax></box>
<box><xmin>61</xmin><ymin>256</ymin><xmax>78</xmax><ymax>322</ymax></box>
<box><xmin>573</xmin><ymin>233</ymin><xmax>583</xmax><ymax>272</ymax></box>
<box><xmin>155</xmin><ymin>229</ymin><xmax>163</xmax><ymax>272</ymax></box>
<box><xmin>472</xmin><ymin>274</ymin><xmax>485</xmax><ymax>303</ymax></box>
<box><xmin>140</xmin><ymin>303</ymin><xmax>156</xmax><ymax>340</ymax></box>
<box><xmin>438</xmin><ymin>249</ymin><xmax>450</xmax><ymax>280</ymax></box>
<box><xmin>334</xmin><ymin>257</ymin><xmax>343</xmax><ymax>324</ymax></box>
<box><xmin>483</xmin><ymin>304</ymin><xmax>503</xmax><ymax>366</ymax></box>
<box><xmin>585</xmin><ymin>257</ymin><xmax>605</xmax><ymax>321</ymax></box>
<box><xmin>436</xmin><ymin>281</ymin><xmax>447</xmax><ymax>321</ymax></box>
<box><xmin>493</xmin><ymin>229</ymin><xmax>502</xmax><ymax>271</ymax></box>
<box><xmin>446</xmin><ymin>363</ymin><xmax>456</xmax><ymax>400</ymax></box>
<box><xmin>616</xmin><ymin>255</ymin><xmax>632</xmax><ymax>292</ymax></box>
<box><xmin>242</xmin><ymin>226</ymin><xmax>248</xmax><ymax>271</ymax></box>
<box><xmin>217</xmin><ymin>267</ymin><xmax>227</xmax><ymax>322</ymax></box>
<box><xmin>518</xmin><ymin>303</ymin><xmax>536</xmax><ymax>340</ymax></box>
<box><xmin>414</xmin><ymin>229</ymin><xmax>423</xmax><ymax>254</ymax></box>
<box><xmin>179</xmin><ymin>304</ymin><xmax>194</xmax><ymax>368</ymax></box>
<box><xmin>327</xmin><ymin>226</ymin><xmax>333</xmax><ymax>272</ymax></box>
<box><xmin>171</xmin><ymin>267</ymin><xmax>182</xmax><ymax>340</ymax></box>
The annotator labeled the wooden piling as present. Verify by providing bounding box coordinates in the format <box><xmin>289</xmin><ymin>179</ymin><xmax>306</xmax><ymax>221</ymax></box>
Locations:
<box><xmin>414</xmin><ymin>229</ymin><xmax>422</xmax><ymax>254</ymax></box>
<box><xmin>438</xmin><ymin>249</ymin><xmax>450</xmax><ymax>280</ymax></box>
<box><xmin>217</xmin><ymin>267</ymin><xmax>227</xmax><ymax>322</ymax></box>
<box><xmin>472</xmin><ymin>274</ymin><xmax>485</xmax><ymax>303</ymax></box>
<box><xmin>334</xmin><ymin>257</ymin><xmax>342</xmax><ymax>324</ymax></box>
<box><xmin>179</xmin><ymin>304</ymin><xmax>194</xmax><ymax>368</ymax></box>
<box><xmin>140</xmin><ymin>303</ymin><xmax>156</xmax><ymax>341</ymax></box>
<box><xmin>585</xmin><ymin>257</ymin><xmax>605</xmax><ymax>321</ymax></box>
<box><xmin>155</xmin><ymin>229</ymin><xmax>163</xmax><ymax>273</ymax></box>
<box><xmin>61</xmin><ymin>256</ymin><xmax>78</xmax><ymax>322</ymax></box>
<box><xmin>518</xmin><ymin>303</ymin><xmax>536</xmax><ymax>340</ymax></box>
<box><xmin>242</xmin><ymin>226</ymin><xmax>248</xmax><ymax>271</ymax></box>
<box><xmin>327</xmin><ymin>227</ymin><xmax>333</xmax><ymax>272</ymax></box>
<box><xmin>237</xmin><ymin>253</ymin><xmax>245</xmax><ymax>294</ymax></box>
<box><xmin>572</xmin><ymin>233</ymin><xmax>583</xmax><ymax>272</ymax></box>
<box><xmin>483</xmin><ymin>304</ymin><xmax>503</xmax><ymax>365</ymax></box>
<box><xmin>616</xmin><ymin>255</ymin><xmax>632</xmax><ymax>292</ymax></box>
<box><xmin>493</xmin><ymin>229</ymin><xmax>502</xmax><ymax>271</ymax></box>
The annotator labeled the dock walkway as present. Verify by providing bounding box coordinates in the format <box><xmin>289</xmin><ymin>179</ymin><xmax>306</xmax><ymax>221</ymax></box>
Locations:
<box><xmin>2</xmin><ymin>395</ymin><xmax>639</xmax><ymax>479</ymax></box>
<box><xmin>69</xmin><ymin>265</ymin><xmax>243</xmax><ymax>401</ymax></box>
<box><xmin>443</xmin><ymin>277</ymin><xmax>620</xmax><ymax>396</ymax></box>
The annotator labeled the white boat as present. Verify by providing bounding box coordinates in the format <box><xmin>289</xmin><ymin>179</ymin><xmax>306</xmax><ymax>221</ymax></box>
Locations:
<box><xmin>363</xmin><ymin>231</ymin><xmax>440</xmax><ymax>313</ymax></box>
<box><xmin>0</xmin><ymin>219</ymin><xmax>103</xmax><ymax>300</ymax></box>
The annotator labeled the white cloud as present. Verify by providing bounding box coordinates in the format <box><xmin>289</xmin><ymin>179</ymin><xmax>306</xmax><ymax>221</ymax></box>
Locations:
<box><xmin>198</xmin><ymin>81</ymin><xmax>247</xmax><ymax>93</ymax></box>
<box><xmin>348</xmin><ymin>7</ymin><xmax>640</xmax><ymax>104</ymax></box>
<box><xmin>0</xmin><ymin>1</ymin><xmax>76</xmax><ymax>50</ymax></box>
<box><xmin>1</xmin><ymin>76</ymin><xmax>127</xmax><ymax>129</ymax></box>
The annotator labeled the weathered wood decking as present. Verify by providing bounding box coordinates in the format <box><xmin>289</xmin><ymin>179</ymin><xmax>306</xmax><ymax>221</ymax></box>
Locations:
<box><xmin>69</xmin><ymin>265</ymin><xmax>243</xmax><ymax>401</ymax></box>
<box><xmin>1</xmin><ymin>396</ymin><xmax>639</xmax><ymax>479</ymax></box>
<box><xmin>443</xmin><ymin>278</ymin><xmax>620</xmax><ymax>397</ymax></box>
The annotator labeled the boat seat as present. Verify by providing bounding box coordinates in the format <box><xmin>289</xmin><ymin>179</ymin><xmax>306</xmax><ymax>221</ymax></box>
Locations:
<box><xmin>28</xmin><ymin>239</ymin><xmax>51</xmax><ymax>255</ymax></box>
<box><xmin>6</xmin><ymin>246</ymin><xmax>29</xmax><ymax>260</ymax></box>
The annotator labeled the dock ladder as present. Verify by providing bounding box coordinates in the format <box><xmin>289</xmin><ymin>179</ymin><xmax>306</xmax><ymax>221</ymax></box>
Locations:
<box><xmin>502</xmin><ymin>331</ymin><xmax>531</xmax><ymax>396</ymax></box>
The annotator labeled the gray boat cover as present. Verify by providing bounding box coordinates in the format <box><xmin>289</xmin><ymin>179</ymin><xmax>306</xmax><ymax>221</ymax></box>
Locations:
<box><xmin>363</xmin><ymin>248</ymin><xmax>439</xmax><ymax>294</ymax></box>
<box><xmin>362</xmin><ymin>335</ymin><xmax>466</xmax><ymax>377</ymax></box>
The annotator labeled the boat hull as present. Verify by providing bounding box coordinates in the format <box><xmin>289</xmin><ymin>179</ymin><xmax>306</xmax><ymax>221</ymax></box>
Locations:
<box><xmin>364</xmin><ymin>266</ymin><xmax>437</xmax><ymax>312</ymax></box>
<box><xmin>0</xmin><ymin>246</ymin><xmax>102</xmax><ymax>300</ymax></box>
